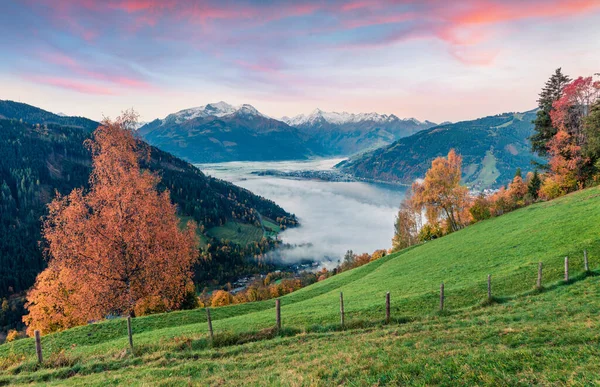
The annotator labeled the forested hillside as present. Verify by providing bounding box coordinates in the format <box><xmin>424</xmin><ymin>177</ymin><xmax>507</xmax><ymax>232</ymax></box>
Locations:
<box><xmin>0</xmin><ymin>100</ymin><xmax>97</xmax><ymax>131</ymax></box>
<box><xmin>338</xmin><ymin>111</ymin><xmax>544</xmax><ymax>189</ymax></box>
<box><xmin>0</xmin><ymin>103</ymin><xmax>297</xmax><ymax>303</ymax></box>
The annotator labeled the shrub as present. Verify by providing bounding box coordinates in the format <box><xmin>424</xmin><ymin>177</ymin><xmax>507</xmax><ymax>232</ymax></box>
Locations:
<box><xmin>5</xmin><ymin>329</ymin><xmax>20</xmax><ymax>343</ymax></box>
<box><xmin>211</xmin><ymin>290</ymin><xmax>234</xmax><ymax>307</ymax></box>
<box><xmin>418</xmin><ymin>223</ymin><xmax>444</xmax><ymax>242</ymax></box>
<box><xmin>469</xmin><ymin>194</ymin><xmax>492</xmax><ymax>222</ymax></box>
<box><xmin>539</xmin><ymin>177</ymin><xmax>565</xmax><ymax>200</ymax></box>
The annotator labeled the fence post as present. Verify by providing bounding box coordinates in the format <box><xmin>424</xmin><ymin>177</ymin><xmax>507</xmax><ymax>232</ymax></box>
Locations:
<box><xmin>127</xmin><ymin>316</ymin><xmax>134</xmax><ymax>352</ymax></box>
<box><xmin>275</xmin><ymin>299</ymin><xmax>281</xmax><ymax>332</ymax></box>
<box><xmin>584</xmin><ymin>249</ymin><xmax>589</xmax><ymax>273</ymax></box>
<box><xmin>564</xmin><ymin>256</ymin><xmax>569</xmax><ymax>282</ymax></box>
<box><xmin>206</xmin><ymin>308</ymin><xmax>214</xmax><ymax>343</ymax></box>
<box><xmin>385</xmin><ymin>292</ymin><xmax>391</xmax><ymax>324</ymax></box>
<box><xmin>537</xmin><ymin>262</ymin><xmax>543</xmax><ymax>289</ymax></box>
<box><xmin>487</xmin><ymin>274</ymin><xmax>492</xmax><ymax>301</ymax></box>
<box><xmin>439</xmin><ymin>283</ymin><xmax>444</xmax><ymax>312</ymax></box>
<box><xmin>340</xmin><ymin>292</ymin><xmax>345</xmax><ymax>328</ymax></box>
<box><xmin>34</xmin><ymin>330</ymin><xmax>43</xmax><ymax>364</ymax></box>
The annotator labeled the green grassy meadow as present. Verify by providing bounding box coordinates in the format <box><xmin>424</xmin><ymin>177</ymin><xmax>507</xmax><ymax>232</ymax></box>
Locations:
<box><xmin>206</xmin><ymin>221</ymin><xmax>264</xmax><ymax>245</ymax></box>
<box><xmin>262</xmin><ymin>218</ymin><xmax>281</xmax><ymax>238</ymax></box>
<box><xmin>1</xmin><ymin>186</ymin><xmax>600</xmax><ymax>385</ymax></box>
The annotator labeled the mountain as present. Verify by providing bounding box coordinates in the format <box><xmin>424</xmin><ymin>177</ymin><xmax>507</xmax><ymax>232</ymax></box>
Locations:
<box><xmin>139</xmin><ymin>102</ymin><xmax>318</xmax><ymax>163</ymax></box>
<box><xmin>0</xmin><ymin>100</ymin><xmax>97</xmax><ymax>131</ymax></box>
<box><xmin>337</xmin><ymin>110</ymin><xmax>544</xmax><ymax>189</ymax></box>
<box><xmin>0</xmin><ymin>101</ymin><xmax>297</xmax><ymax>299</ymax></box>
<box><xmin>139</xmin><ymin>103</ymin><xmax>437</xmax><ymax>163</ymax></box>
<box><xmin>283</xmin><ymin>109</ymin><xmax>436</xmax><ymax>156</ymax></box>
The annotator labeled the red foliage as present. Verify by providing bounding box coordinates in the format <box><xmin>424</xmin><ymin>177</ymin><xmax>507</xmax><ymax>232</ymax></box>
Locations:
<box><xmin>24</xmin><ymin>111</ymin><xmax>199</xmax><ymax>335</ymax></box>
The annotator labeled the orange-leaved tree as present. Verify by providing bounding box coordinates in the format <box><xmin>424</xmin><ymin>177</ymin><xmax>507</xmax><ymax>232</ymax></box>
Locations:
<box><xmin>24</xmin><ymin>111</ymin><xmax>199</xmax><ymax>335</ymax></box>
<box><xmin>545</xmin><ymin>76</ymin><xmax>600</xmax><ymax>194</ymax></box>
<box><xmin>412</xmin><ymin>149</ymin><xmax>471</xmax><ymax>233</ymax></box>
<box><xmin>391</xmin><ymin>183</ymin><xmax>423</xmax><ymax>251</ymax></box>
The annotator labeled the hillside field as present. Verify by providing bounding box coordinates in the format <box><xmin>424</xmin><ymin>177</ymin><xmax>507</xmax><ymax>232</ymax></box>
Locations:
<box><xmin>1</xmin><ymin>186</ymin><xmax>600</xmax><ymax>385</ymax></box>
<box><xmin>206</xmin><ymin>221</ymin><xmax>265</xmax><ymax>245</ymax></box>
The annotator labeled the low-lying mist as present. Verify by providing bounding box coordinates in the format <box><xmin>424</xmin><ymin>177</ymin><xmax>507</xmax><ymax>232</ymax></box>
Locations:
<box><xmin>198</xmin><ymin>159</ymin><xmax>407</xmax><ymax>267</ymax></box>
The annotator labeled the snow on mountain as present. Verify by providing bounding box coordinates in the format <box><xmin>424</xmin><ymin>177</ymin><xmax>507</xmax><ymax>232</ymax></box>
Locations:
<box><xmin>163</xmin><ymin>101</ymin><xmax>268</xmax><ymax>124</ymax></box>
<box><xmin>134</xmin><ymin>121</ymin><xmax>148</xmax><ymax>130</ymax></box>
<box><xmin>283</xmin><ymin>108</ymin><xmax>429</xmax><ymax>127</ymax></box>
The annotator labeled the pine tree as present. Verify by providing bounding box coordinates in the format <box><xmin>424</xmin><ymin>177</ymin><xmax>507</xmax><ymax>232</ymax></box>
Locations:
<box><xmin>530</xmin><ymin>68</ymin><xmax>571</xmax><ymax>156</ymax></box>
<box><xmin>528</xmin><ymin>170</ymin><xmax>542</xmax><ymax>200</ymax></box>
<box><xmin>515</xmin><ymin>168</ymin><xmax>522</xmax><ymax>178</ymax></box>
<box><xmin>583</xmin><ymin>100</ymin><xmax>600</xmax><ymax>179</ymax></box>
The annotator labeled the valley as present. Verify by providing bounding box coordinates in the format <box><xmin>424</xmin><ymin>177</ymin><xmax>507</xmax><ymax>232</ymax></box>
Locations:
<box><xmin>198</xmin><ymin>159</ymin><xmax>408</xmax><ymax>268</ymax></box>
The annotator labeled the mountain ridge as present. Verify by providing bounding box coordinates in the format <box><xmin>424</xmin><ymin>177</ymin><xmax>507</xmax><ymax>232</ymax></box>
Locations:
<box><xmin>0</xmin><ymin>100</ymin><xmax>98</xmax><ymax>131</ymax></box>
<box><xmin>282</xmin><ymin>108</ymin><xmax>434</xmax><ymax>127</ymax></box>
<box><xmin>139</xmin><ymin>103</ymin><xmax>317</xmax><ymax>163</ymax></box>
<box><xmin>139</xmin><ymin>102</ymin><xmax>437</xmax><ymax>162</ymax></box>
<box><xmin>337</xmin><ymin>110</ymin><xmax>543</xmax><ymax>189</ymax></box>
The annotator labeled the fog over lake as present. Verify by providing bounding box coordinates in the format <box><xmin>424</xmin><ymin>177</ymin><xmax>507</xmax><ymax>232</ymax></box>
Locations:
<box><xmin>197</xmin><ymin>159</ymin><xmax>407</xmax><ymax>267</ymax></box>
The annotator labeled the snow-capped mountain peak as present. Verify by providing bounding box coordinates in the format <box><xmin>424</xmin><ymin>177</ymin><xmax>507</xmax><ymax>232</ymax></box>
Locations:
<box><xmin>163</xmin><ymin>102</ymin><xmax>267</xmax><ymax>124</ymax></box>
<box><xmin>237</xmin><ymin>104</ymin><xmax>261</xmax><ymax>116</ymax></box>
<box><xmin>283</xmin><ymin>109</ymin><xmax>421</xmax><ymax>127</ymax></box>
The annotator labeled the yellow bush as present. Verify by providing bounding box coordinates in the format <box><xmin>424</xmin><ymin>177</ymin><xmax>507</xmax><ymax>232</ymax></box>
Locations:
<box><xmin>134</xmin><ymin>296</ymin><xmax>167</xmax><ymax>317</ymax></box>
<box><xmin>211</xmin><ymin>290</ymin><xmax>233</xmax><ymax>307</ymax></box>
<box><xmin>539</xmin><ymin>177</ymin><xmax>565</xmax><ymax>200</ymax></box>
<box><xmin>6</xmin><ymin>329</ymin><xmax>19</xmax><ymax>343</ymax></box>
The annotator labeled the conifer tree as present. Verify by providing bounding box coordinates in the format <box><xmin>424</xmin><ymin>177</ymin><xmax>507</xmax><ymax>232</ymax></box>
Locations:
<box><xmin>528</xmin><ymin>170</ymin><xmax>542</xmax><ymax>200</ymax></box>
<box><xmin>530</xmin><ymin>68</ymin><xmax>571</xmax><ymax>156</ymax></box>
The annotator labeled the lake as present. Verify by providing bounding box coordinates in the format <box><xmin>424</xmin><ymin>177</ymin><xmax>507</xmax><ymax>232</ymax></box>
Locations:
<box><xmin>197</xmin><ymin>159</ymin><xmax>407</xmax><ymax>267</ymax></box>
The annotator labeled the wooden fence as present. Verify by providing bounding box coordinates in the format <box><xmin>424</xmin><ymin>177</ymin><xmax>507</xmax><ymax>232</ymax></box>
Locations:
<box><xmin>31</xmin><ymin>250</ymin><xmax>593</xmax><ymax>361</ymax></box>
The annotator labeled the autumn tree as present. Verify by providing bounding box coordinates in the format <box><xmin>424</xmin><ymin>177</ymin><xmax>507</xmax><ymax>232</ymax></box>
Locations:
<box><xmin>543</xmin><ymin>75</ymin><xmax>600</xmax><ymax>193</ymax></box>
<box><xmin>354</xmin><ymin>253</ymin><xmax>372</xmax><ymax>267</ymax></box>
<box><xmin>530</xmin><ymin>68</ymin><xmax>571</xmax><ymax>156</ymax></box>
<box><xmin>506</xmin><ymin>174</ymin><xmax>528</xmax><ymax>205</ymax></box>
<box><xmin>412</xmin><ymin>150</ymin><xmax>471</xmax><ymax>233</ymax></box>
<box><xmin>211</xmin><ymin>290</ymin><xmax>233</xmax><ymax>307</ymax></box>
<box><xmin>551</xmin><ymin>76</ymin><xmax>600</xmax><ymax>146</ymax></box>
<box><xmin>370</xmin><ymin>249</ymin><xmax>387</xmax><ymax>261</ymax></box>
<box><xmin>24</xmin><ymin>111</ymin><xmax>199</xmax><ymax>334</ymax></box>
<box><xmin>391</xmin><ymin>184</ymin><xmax>423</xmax><ymax>251</ymax></box>
<box><xmin>23</xmin><ymin>266</ymin><xmax>97</xmax><ymax>336</ymax></box>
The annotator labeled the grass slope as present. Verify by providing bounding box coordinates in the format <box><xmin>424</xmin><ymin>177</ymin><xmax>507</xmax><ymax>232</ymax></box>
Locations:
<box><xmin>206</xmin><ymin>221</ymin><xmax>264</xmax><ymax>245</ymax></box>
<box><xmin>2</xmin><ymin>186</ymin><xmax>600</xmax><ymax>385</ymax></box>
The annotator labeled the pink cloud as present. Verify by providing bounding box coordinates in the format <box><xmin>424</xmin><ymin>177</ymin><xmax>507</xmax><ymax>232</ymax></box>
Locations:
<box><xmin>342</xmin><ymin>12</ymin><xmax>416</xmax><ymax>29</ymax></box>
<box><xmin>21</xmin><ymin>0</ymin><xmax>600</xmax><ymax>70</ymax></box>
<box><xmin>331</xmin><ymin>0</ymin><xmax>600</xmax><ymax>66</ymax></box>
<box><xmin>26</xmin><ymin>75</ymin><xmax>116</xmax><ymax>95</ymax></box>
<box><xmin>39</xmin><ymin>51</ymin><xmax>154</xmax><ymax>90</ymax></box>
<box><xmin>233</xmin><ymin>59</ymin><xmax>286</xmax><ymax>74</ymax></box>
<box><xmin>448</xmin><ymin>0</ymin><xmax>600</xmax><ymax>26</ymax></box>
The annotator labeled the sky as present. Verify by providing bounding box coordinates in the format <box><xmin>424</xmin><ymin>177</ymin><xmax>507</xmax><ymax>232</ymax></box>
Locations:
<box><xmin>1</xmin><ymin>0</ymin><xmax>599</xmax><ymax>123</ymax></box>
